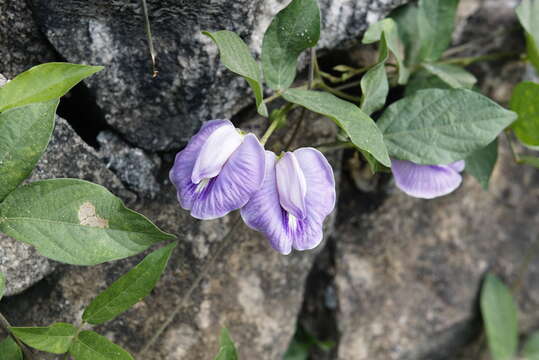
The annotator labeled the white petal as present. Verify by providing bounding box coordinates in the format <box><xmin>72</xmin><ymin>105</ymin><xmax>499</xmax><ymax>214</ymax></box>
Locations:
<box><xmin>191</xmin><ymin>124</ymin><xmax>243</xmax><ymax>184</ymax></box>
<box><xmin>275</xmin><ymin>152</ymin><xmax>307</xmax><ymax>219</ymax></box>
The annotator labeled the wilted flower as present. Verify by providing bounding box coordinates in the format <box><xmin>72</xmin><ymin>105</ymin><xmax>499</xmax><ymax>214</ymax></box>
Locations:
<box><xmin>170</xmin><ymin>119</ymin><xmax>265</xmax><ymax>220</ymax></box>
<box><xmin>241</xmin><ymin>148</ymin><xmax>336</xmax><ymax>254</ymax></box>
<box><xmin>391</xmin><ymin>159</ymin><xmax>465</xmax><ymax>199</ymax></box>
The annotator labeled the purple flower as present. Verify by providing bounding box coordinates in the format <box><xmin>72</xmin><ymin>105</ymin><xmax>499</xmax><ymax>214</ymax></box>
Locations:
<box><xmin>391</xmin><ymin>159</ymin><xmax>465</xmax><ymax>199</ymax></box>
<box><xmin>170</xmin><ymin>119</ymin><xmax>265</xmax><ymax>220</ymax></box>
<box><xmin>241</xmin><ymin>148</ymin><xmax>336</xmax><ymax>254</ymax></box>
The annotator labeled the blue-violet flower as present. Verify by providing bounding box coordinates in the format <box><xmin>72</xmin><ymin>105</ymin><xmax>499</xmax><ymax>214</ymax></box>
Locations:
<box><xmin>170</xmin><ymin>119</ymin><xmax>265</xmax><ymax>219</ymax></box>
<box><xmin>391</xmin><ymin>159</ymin><xmax>465</xmax><ymax>199</ymax></box>
<box><xmin>241</xmin><ymin>148</ymin><xmax>336</xmax><ymax>254</ymax></box>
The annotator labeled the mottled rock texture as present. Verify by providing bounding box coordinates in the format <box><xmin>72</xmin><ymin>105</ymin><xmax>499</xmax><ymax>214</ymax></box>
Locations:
<box><xmin>335</xmin><ymin>140</ymin><xmax>539</xmax><ymax>360</ymax></box>
<box><xmin>29</xmin><ymin>0</ymin><xmax>407</xmax><ymax>151</ymax></box>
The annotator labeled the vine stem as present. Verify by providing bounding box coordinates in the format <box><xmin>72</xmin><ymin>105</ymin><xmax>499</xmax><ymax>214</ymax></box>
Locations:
<box><xmin>0</xmin><ymin>312</ymin><xmax>34</xmax><ymax>360</ymax></box>
<box><xmin>263</xmin><ymin>91</ymin><xmax>282</xmax><ymax>105</ymax></box>
<box><xmin>260</xmin><ymin>120</ymin><xmax>280</xmax><ymax>146</ymax></box>
<box><xmin>138</xmin><ymin>214</ymin><xmax>242</xmax><ymax>357</ymax></box>
<box><xmin>283</xmin><ymin>48</ymin><xmax>317</xmax><ymax>149</ymax></box>
<box><xmin>504</xmin><ymin>131</ymin><xmax>521</xmax><ymax>163</ymax></box>
<box><xmin>439</xmin><ymin>51</ymin><xmax>519</xmax><ymax>67</ymax></box>
<box><xmin>316</xmin><ymin>141</ymin><xmax>354</xmax><ymax>153</ymax></box>
<box><xmin>141</xmin><ymin>0</ymin><xmax>158</xmax><ymax>78</ymax></box>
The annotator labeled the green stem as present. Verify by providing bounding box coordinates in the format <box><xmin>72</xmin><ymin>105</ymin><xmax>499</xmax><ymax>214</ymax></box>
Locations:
<box><xmin>318</xmin><ymin>82</ymin><xmax>361</xmax><ymax>103</ymax></box>
<box><xmin>141</xmin><ymin>0</ymin><xmax>158</xmax><ymax>78</ymax></box>
<box><xmin>440</xmin><ymin>52</ymin><xmax>519</xmax><ymax>67</ymax></box>
<box><xmin>0</xmin><ymin>312</ymin><xmax>34</xmax><ymax>360</ymax></box>
<box><xmin>260</xmin><ymin>119</ymin><xmax>280</xmax><ymax>145</ymax></box>
<box><xmin>138</xmin><ymin>215</ymin><xmax>242</xmax><ymax>357</ymax></box>
<box><xmin>283</xmin><ymin>48</ymin><xmax>316</xmax><ymax>149</ymax></box>
<box><xmin>334</xmin><ymin>79</ymin><xmax>362</xmax><ymax>92</ymax></box>
<box><xmin>316</xmin><ymin>141</ymin><xmax>354</xmax><ymax>153</ymax></box>
<box><xmin>263</xmin><ymin>91</ymin><xmax>282</xmax><ymax>104</ymax></box>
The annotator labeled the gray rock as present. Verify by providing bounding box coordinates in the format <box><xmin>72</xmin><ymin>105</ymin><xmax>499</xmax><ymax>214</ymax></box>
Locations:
<box><xmin>97</xmin><ymin>131</ymin><xmax>162</xmax><ymax>199</ymax></box>
<box><xmin>0</xmin><ymin>0</ymin><xmax>58</xmax><ymax>78</ymax></box>
<box><xmin>29</xmin><ymin>0</ymin><xmax>407</xmax><ymax>151</ymax></box>
<box><xmin>335</xmin><ymin>141</ymin><xmax>539</xmax><ymax>360</ymax></box>
<box><xmin>0</xmin><ymin>116</ymin><xmax>135</xmax><ymax>296</ymax></box>
<box><xmin>0</xmin><ymin>112</ymin><xmax>342</xmax><ymax>359</ymax></box>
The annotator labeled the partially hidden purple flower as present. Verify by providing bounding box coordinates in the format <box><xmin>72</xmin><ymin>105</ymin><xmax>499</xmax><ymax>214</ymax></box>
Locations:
<box><xmin>170</xmin><ymin>119</ymin><xmax>265</xmax><ymax>220</ymax></box>
<box><xmin>241</xmin><ymin>148</ymin><xmax>336</xmax><ymax>255</ymax></box>
<box><xmin>391</xmin><ymin>159</ymin><xmax>465</xmax><ymax>199</ymax></box>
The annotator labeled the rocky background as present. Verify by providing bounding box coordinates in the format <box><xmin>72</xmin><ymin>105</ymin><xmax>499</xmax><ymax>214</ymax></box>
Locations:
<box><xmin>0</xmin><ymin>0</ymin><xmax>537</xmax><ymax>359</ymax></box>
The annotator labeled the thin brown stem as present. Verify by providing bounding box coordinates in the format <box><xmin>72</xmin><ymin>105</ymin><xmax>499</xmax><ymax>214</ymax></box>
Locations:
<box><xmin>138</xmin><ymin>214</ymin><xmax>242</xmax><ymax>356</ymax></box>
<box><xmin>0</xmin><ymin>312</ymin><xmax>34</xmax><ymax>360</ymax></box>
<box><xmin>141</xmin><ymin>0</ymin><xmax>158</xmax><ymax>78</ymax></box>
<box><xmin>504</xmin><ymin>131</ymin><xmax>521</xmax><ymax>163</ymax></box>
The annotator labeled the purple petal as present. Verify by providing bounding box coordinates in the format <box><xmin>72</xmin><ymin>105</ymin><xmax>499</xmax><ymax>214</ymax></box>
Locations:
<box><xmin>391</xmin><ymin>159</ymin><xmax>463</xmax><ymax>199</ymax></box>
<box><xmin>292</xmin><ymin>148</ymin><xmax>336</xmax><ymax>251</ymax></box>
<box><xmin>191</xmin><ymin>124</ymin><xmax>243</xmax><ymax>184</ymax></box>
<box><xmin>189</xmin><ymin>133</ymin><xmax>265</xmax><ymax>219</ymax></box>
<box><xmin>241</xmin><ymin>152</ymin><xmax>293</xmax><ymax>255</ymax></box>
<box><xmin>241</xmin><ymin>148</ymin><xmax>336</xmax><ymax>254</ymax></box>
<box><xmin>447</xmin><ymin>160</ymin><xmax>465</xmax><ymax>173</ymax></box>
<box><xmin>276</xmin><ymin>152</ymin><xmax>308</xmax><ymax>219</ymax></box>
<box><xmin>170</xmin><ymin>119</ymin><xmax>231</xmax><ymax>211</ymax></box>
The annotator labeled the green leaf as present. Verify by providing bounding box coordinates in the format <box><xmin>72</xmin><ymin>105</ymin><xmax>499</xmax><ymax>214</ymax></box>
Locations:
<box><xmin>510</xmin><ymin>82</ymin><xmax>539</xmax><ymax>146</ymax></box>
<box><xmin>214</xmin><ymin>328</ymin><xmax>238</xmax><ymax>360</ymax></box>
<box><xmin>0</xmin><ymin>63</ymin><xmax>102</xmax><ymax>112</ymax></box>
<box><xmin>465</xmin><ymin>139</ymin><xmax>498</xmax><ymax>190</ymax></box>
<box><xmin>0</xmin><ymin>99</ymin><xmax>58</xmax><ymax>202</ymax></box>
<box><xmin>390</xmin><ymin>3</ymin><xmax>421</xmax><ymax>67</ymax></box>
<box><xmin>283</xmin><ymin>89</ymin><xmax>390</xmax><ymax>167</ymax></box>
<box><xmin>405</xmin><ymin>68</ymin><xmax>452</xmax><ymax>96</ymax></box>
<box><xmin>391</xmin><ymin>0</ymin><xmax>459</xmax><ymax>65</ymax></box>
<box><xmin>203</xmin><ymin>31</ymin><xmax>268</xmax><ymax>117</ymax></box>
<box><xmin>0</xmin><ymin>337</ymin><xmax>23</xmax><ymax>360</ymax></box>
<box><xmin>83</xmin><ymin>242</ymin><xmax>177</xmax><ymax>325</ymax></box>
<box><xmin>519</xmin><ymin>156</ymin><xmax>539</xmax><ymax>168</ymax></box>
<box><xmin>523</xmin><ymin>331</ymin><xmax>539</xmax><ymax>360</ymax></box>
<box><xmin>0</xmin><ymin>272</ymin><xmax>5</xmax><ymax>301</ymax></box>
<box><xmin>516</xmin><ymin>0</ymin><xmax>539</xmax><ymax>73</ymax></box>
<box><xmin>480</xmin><ymin>274</ymin><xmax>518</xmax><ymax>360</ymax></box>
<box><xmin>377</xmin><ymin>89</ymin><xmax>517</xmax><ymax>165</ymax></box>
<box><xmin>69</xmin><ymin>331</ymin><xmax>133</xmax><ymax>360</ymax></box>
<box><xmin>0</xmin><ymin>179</ymin><xmax>174</xmax><ymax>266</ymax></box>
<box><xmin>422</xmin><ymin>63</ymin><xmax>477</xmax><ymax>89</ymax></box>
<box><xmin>417</xmin><ymin>0</ymin><xmax>459</xmax><ymax>62</ymax></box>
<box><xmin>360</xmin><ymin>33</ymin><xmax>389</xmax><ymax>115</ymax></box>
<box><xmin>526</xmin><ymin>32</ymin><xmax>539</xmax><ymax>74</ymax></box>
<box><xmin>10</xmin><ymin>323</ymin><xmax>77</xmax><ymax>354</ymax></box>
<box><xmin>261</xmin><ymin>0</ymin><xmax>320</xmax><ymax>91</ymax></box>
<box><xmin>363</xmin><ymin>18</ymin><xmax>409</xmax><ymax>84</ymax></box>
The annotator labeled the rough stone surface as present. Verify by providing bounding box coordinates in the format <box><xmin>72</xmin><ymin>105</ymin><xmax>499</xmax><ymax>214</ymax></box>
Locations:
<box><xmin>29</xmin><ymin>0</ymin><xmax>407</xmax><ymax>151</ymax></box>
<box><xmin>0</xmin><ymin>0</ymin><xmax>58</xmax><ymax>78</ymax></box>
<box><xmin>0</xmin><ymin>113</ymin><xmax>342</xmax><ymax>359</ymax></box>
<box><xmin>0</xmin><ymin>117</ymin><xmax>135</xmax><ymax>296</ymax></box>
<box><xmin>335</xmin><ymin>140</ymin><xmax>539</xmax><ymax>360</ymax></box>
<box><xmin>97</xmin><ymin>131</ymin><xmax>162</xmax><ymax>198</ymax></box>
